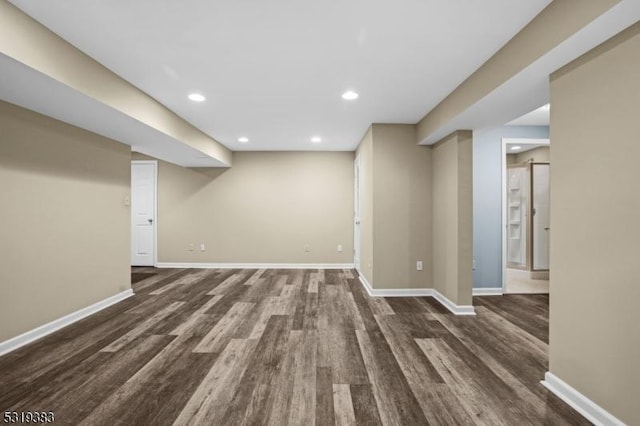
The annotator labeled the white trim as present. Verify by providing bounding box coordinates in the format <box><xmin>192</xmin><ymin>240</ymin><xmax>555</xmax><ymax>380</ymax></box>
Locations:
<box><xmin>353</xmin><ymin>154</ymin><xmax>361</xmax><ymax>271</ymax></box>
<box><xmin>156</xmin><ymin>262</ymin><xmax>355</xmax><ymax>269</ymax></box>
<box><xmin>357</xmin><ymin>271</ymin><xmax>374</xmax><ymax>295</ymax></box>
<box><xmin>357</xmin><ymin>270</ymin><xmax>475</xmax><ymax>316</ymax></box>
<box><xmin>131</xmin><ymin>160</ymin><xmax>158</xmax><ymax>267</ymax></box>
<box><xmin>0</xmin><ymin>289</ymin><xmax>134</xmax><ymax>357</ymax></box>
<box><xmin>473</xmin><ymin>287</ymin><xmax>504</xmax><ymax>296</ymax></box>
<box><xmin>501</xmin><ymin>138</ymin><xmax>550</xmax><ymax>293</ymax></box>
<box><xmin>542</xmin><ymin>372</ymin><xmax>625</xmax><ymax>426</ymax></box>
<box><xmin>432</xmin><ymin>291</ymin><xmax>476</xmax><ymax>316</ymax></box>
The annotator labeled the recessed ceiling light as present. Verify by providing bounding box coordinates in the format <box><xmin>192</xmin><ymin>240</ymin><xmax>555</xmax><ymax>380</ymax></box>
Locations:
<box><xmin>188</xmin><ymin>93</ymin><xmax>206</xmax><ymax>102</ymax></box>
<box><xmin>342</xmin><ymin>91</ymin><xmax>359</xmax><ymax>100</ymax></box>
<box><xmin>238</xmin><ymin>137</ymin><xmax>249</xmax><ymax>143</ymax></box>
<box><xmin>311</xmin><ymin>136</ymin><xmax>322</xmax><ymax>143</ymax></box>
<box><xmin>511</xmin><ymin>146</ymin><xmax>522</xmax><ymax>151</ymax></box>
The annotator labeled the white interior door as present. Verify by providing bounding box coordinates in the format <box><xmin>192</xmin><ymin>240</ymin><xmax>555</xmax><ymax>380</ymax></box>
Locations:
<box><xmin>131</xmin><ymin>161</ymin><xmax>156</xmax><ymax>266</ymax></box>
<box><xmin>354</xmin><ymin>155</ymin><xmax>361</xmax><ymax>270</ymax></box>
<box><xmin>532</xmin><ymin>164</ymin><xmax>550</xmax><ymax>270</ymax></box>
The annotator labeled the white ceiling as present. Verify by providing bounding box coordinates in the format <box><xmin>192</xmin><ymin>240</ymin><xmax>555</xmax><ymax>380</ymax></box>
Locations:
<box><xmin>419</xmin><ymin>0</ymin><xmax>640</xmax><ymax>145</ymax></box>
<box><xmin>506</xmin><ymin>143</ymin><xmax>548</xmax><ymax>154</ymax></box>
<box><xmin>507</xmin><ymin>104</ymin><xmax>550</xmax><ymax>126</ymax></box>
<box><xmin>9</xmin><ymin>0</ymin><xmax>551</xmax><ymax>151</ymax></box>
<box><xmin>0</xmin><ymin>54</ymin><xmax>226</xmax><ymax>167</ymax></box>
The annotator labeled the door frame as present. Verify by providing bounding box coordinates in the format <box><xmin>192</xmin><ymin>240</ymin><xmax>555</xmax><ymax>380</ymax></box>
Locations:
<box><xmin>354</xmin><ymin>154</ymin><xmax>361</xmax><ymax>270</ymax></box>
<box><xmin>530</xmin><ymin>162</ymin><xmax>551</xmax><ymax>272</ymax></box>
<box><xmin>501</xmin><ymin>138</ymin><xmax>549</xmax><ymax>292</ymax></box>
<box><xmin>131</xmin><ymin>160</ymin><xmax>158</xmax><ymax>267</ymax></box>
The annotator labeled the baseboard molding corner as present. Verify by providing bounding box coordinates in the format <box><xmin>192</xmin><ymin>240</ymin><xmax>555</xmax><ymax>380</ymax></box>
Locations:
<box><xmin>156</xmin><ymin>262</ymin><xmax>355</xmax><ymax>270</ymax></box>
<box><xmin>432</xmin><ymin>290</ymin><xmax>476</xmax><ymax>316</ymax></box>
<box><xmin>0</xmin><ymin>289</ymin><xmax>134</xmax><ymax>357</ymax></box>
<box><xmin>357</xmin><ymin>272</ymin><xmax>375</xmax><ymax>297</ymax></box>
<box><xmin>473</xmin><ymin>287</ymin><xmax>504</xmax><ymax>296</ymax></box>
<box><xmin>542</xmin><ymin>372</ymin><xmax>625</xmax><ymax>426</ymax></box>
<box><xmin>355</xmin><ymin>270</ymin><xmax>475</xmax><ymax>316</ymax></box>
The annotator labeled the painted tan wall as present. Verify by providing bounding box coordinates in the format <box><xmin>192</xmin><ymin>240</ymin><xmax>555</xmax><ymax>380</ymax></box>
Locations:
<box><xmin>417</xmin><ymin>0</ymin><xmax>619</xmax><ymax>142</ymax></box>
<box><xmin>133</xmin><ymin>152</ymin><xmax>354</xmax><ymax>264</ymax></box>
<box><xmin>432</xmin><ymin>131</ymin><xmax>473</xmax><ymax>305</ymax></box>
<box><xmin>549</xmin><ymin>22</ymin><xmax>640</xmax><ymax>425</ymax></box>
<box><xmin>371</xmin><ymin>124</ymin><xmax>432</xmax><ymax>289</ymax></box>
<box><xmin>0</xmin><ymin>101</ymin><xmax>131</xmax><ymax>342</ymax></box>
<box><xmin>516</xmin><ymin>146</ymin><xmax>550</xmax><ymax>164</ymax></box>
<box><xmin>355</xmin><ymin>127</ymin><xmax>374</xmax><ymax>284</ymax></box>
<box><xmin>0</xmin><ymin>0</ymin><xmax>231</xmax><ymax>166</ymax></box>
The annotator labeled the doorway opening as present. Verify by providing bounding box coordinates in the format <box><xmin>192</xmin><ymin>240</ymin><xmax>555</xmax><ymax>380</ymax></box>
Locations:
<box><xmin>502</xmin><ymin>138</ymin><xmax>550</xmax><ymax>294</ymax></box>
<box><xmin>131</xmin><ymin>160</ymin><xmax>157</xmax><ymax>267</ymax></box>
<box><xmin>354</xmin><ymin>155</ymin><xmax>361</xmax><ymax>270</ymax></box>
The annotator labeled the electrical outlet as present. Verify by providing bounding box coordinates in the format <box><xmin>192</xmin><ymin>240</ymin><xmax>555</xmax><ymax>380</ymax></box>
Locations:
<box><xmin>200</xmin><ymin>243</ymin><xmax>206</xmax><ymax>252</ymax></box>
<box><xmin>304</xmin><ymin>244</ymin><xmax>310</xmax><ymax>253</ymax></box>
<box><xmin>416</xmin><ymin>260</ymin><xmax>423</xmax><ymax>271</ymax></box>
<box><xmin>188</xmin><ymin>243</ymin><xmax>195</xmax><ymax>252</ymax></box>
<box><xmin>337</xmin><ymin>244</ymin><xmax>343</xmax><ymax>252</ymax></box>
<box><xmin>472</xmin><ymin>259</ymin><xmax>477</xmax><ymax>270</ymax></box>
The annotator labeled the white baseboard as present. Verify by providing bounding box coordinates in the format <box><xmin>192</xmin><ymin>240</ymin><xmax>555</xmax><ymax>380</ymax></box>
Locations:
<box><xmin>0</xmin><ymin>289</ymin><xmax>134</xmax><ymax>357</ymax></box>
<box><xmin>432</xmin><ymin>291</ymin><xmax>476</xmax><ymax>315</ymax></box>
<box><xmin>357</xmin><ymin>271</ymin><xmax>475</xmax><ymax>316</ymax></box>
<box><xmin>542</xmin><ymin>372</ymin><xmax>625</xmax><ymax>426</ymax></box>
<box><xmin>473</xmin><ymin>287</ymin><xmax>504</xmax><ymax>296</ymax></box>
<box><xmin>156</xmin><ymin>262</ymin><xmax>355</xmax><ymax>270</ymax></box>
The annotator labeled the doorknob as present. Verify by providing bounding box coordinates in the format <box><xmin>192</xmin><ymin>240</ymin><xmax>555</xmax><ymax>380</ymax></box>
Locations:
<box><xmin>148</xmin><ymin>218</ymin><xmax>153</xmax><ymax>224</ymax></box>
<box><xmin>544</xmin><ymin>226</ymin><xmax>550</xmax><ymax>231</ymax></box>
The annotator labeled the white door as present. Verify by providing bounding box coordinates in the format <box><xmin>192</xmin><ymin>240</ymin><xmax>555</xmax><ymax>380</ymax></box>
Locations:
<box><xmin>131</xmin><ymin>161</ymin><xmax>156</xmax><ymax>266</ymax></box>
<box><xmin>532</xmin><ymin>164</ymin><xmax>550</xmax><ymax>270</ymax></box>
<box><xmin>354</xmin><ymin>155</ymin><xmax>361</xmax><ymax>270</ymax></box>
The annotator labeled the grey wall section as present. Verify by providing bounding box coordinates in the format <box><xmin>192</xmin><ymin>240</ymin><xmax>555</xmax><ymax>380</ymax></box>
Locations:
<box><xmin>472</xmin><ymin>125</ymin><xmax>549</xmax><ymax>288</ymax></box>
<box><xmin>0</xmin><ymin>101</ymin><xmax>131</xmax><ymax>342</ymax></box>
<box><xmin>549</xmin><ymin>22</ymin><xmax>640</xmax><ymax>425</ymax></box>
<box><xmin>432</xmin><ymin>131</ymin><xmax>473</xmax><ymax>305</ymax></box>
<box><xmin>133</xmin><ymin>151</ymin><xmax>354</xmax><ymax>265</ymax></box>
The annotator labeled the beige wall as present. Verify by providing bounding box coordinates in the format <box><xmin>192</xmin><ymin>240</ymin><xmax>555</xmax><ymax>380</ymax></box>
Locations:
<box><xmin>432</xmin><ymin>131</ymin><xmax>473</xmax><ymax>305</ymax></box>
<box><xmin>0</xmin><ymin>1</ymin><xmax>231</xmax><ymax>166</ymax></box>
<box><xmin>133</xmin><ymin>152</ymin><xmax>354</xmax><ymax>264</ymax></box>
<box><xmin>417</xmin><ymin>0</ymin><xmax>619</xmax><ymax>142</ymax></box>
<box><xmin>516</xmin><ymin>146</ymin><xmax>550</xmax><ymax>163</ymax></box>
<box><xmin>549</xmin><ymin>22</ymin><xmax>640</xmax><ymax>425</ymax></box>
<box><xmin>0</xmin><ymin>101</ymin><xmax>131</xmax><ymax>342</ymax></box>
<box><xmin>355</xmin><ymin>127</ymin><xmax>374</xmax><ymax>283</ymax></box>
<box><xmin>371</xmin><ymin>124</ymin><xmax>432</xmax><ymax>289</ymax></box>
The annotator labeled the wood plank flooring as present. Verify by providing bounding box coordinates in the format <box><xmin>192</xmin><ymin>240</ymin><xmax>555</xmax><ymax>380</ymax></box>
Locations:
<box><xmin>0</xmin><ymin>268</ymin><xmax>589</xmax><ymax>425</ymax></box>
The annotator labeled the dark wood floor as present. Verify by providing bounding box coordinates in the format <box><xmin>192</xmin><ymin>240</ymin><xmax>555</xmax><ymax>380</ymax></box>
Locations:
<box><xmin>0</xmin><ymin>268</ymin><xmax>589</xmax><ymax>425</ymax></box>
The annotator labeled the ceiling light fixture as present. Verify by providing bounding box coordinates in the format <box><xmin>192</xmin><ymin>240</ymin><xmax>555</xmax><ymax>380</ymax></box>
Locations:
<box><xmin>311</xmin><ymin>136</ymin><xmax>322</xmax><ymax>143</ymax></box>
<box><xmin>238</xmin><ymin>137</ymin><xmax>249</xmax><ymax>143</ymax></box>
<box><xmin>188</xmin><ymin>93</ymin><xmax>206</xmax><ymax>102</ymax></box>
<box><xmin>511</xmin><ymin>146</ymin><xmax>522</xmax><ymax>151</ymax></box>
<box><xmin>342</xmin><ymin>90</ymin><xmax>359</xmax><ymax>100</ymax></box>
